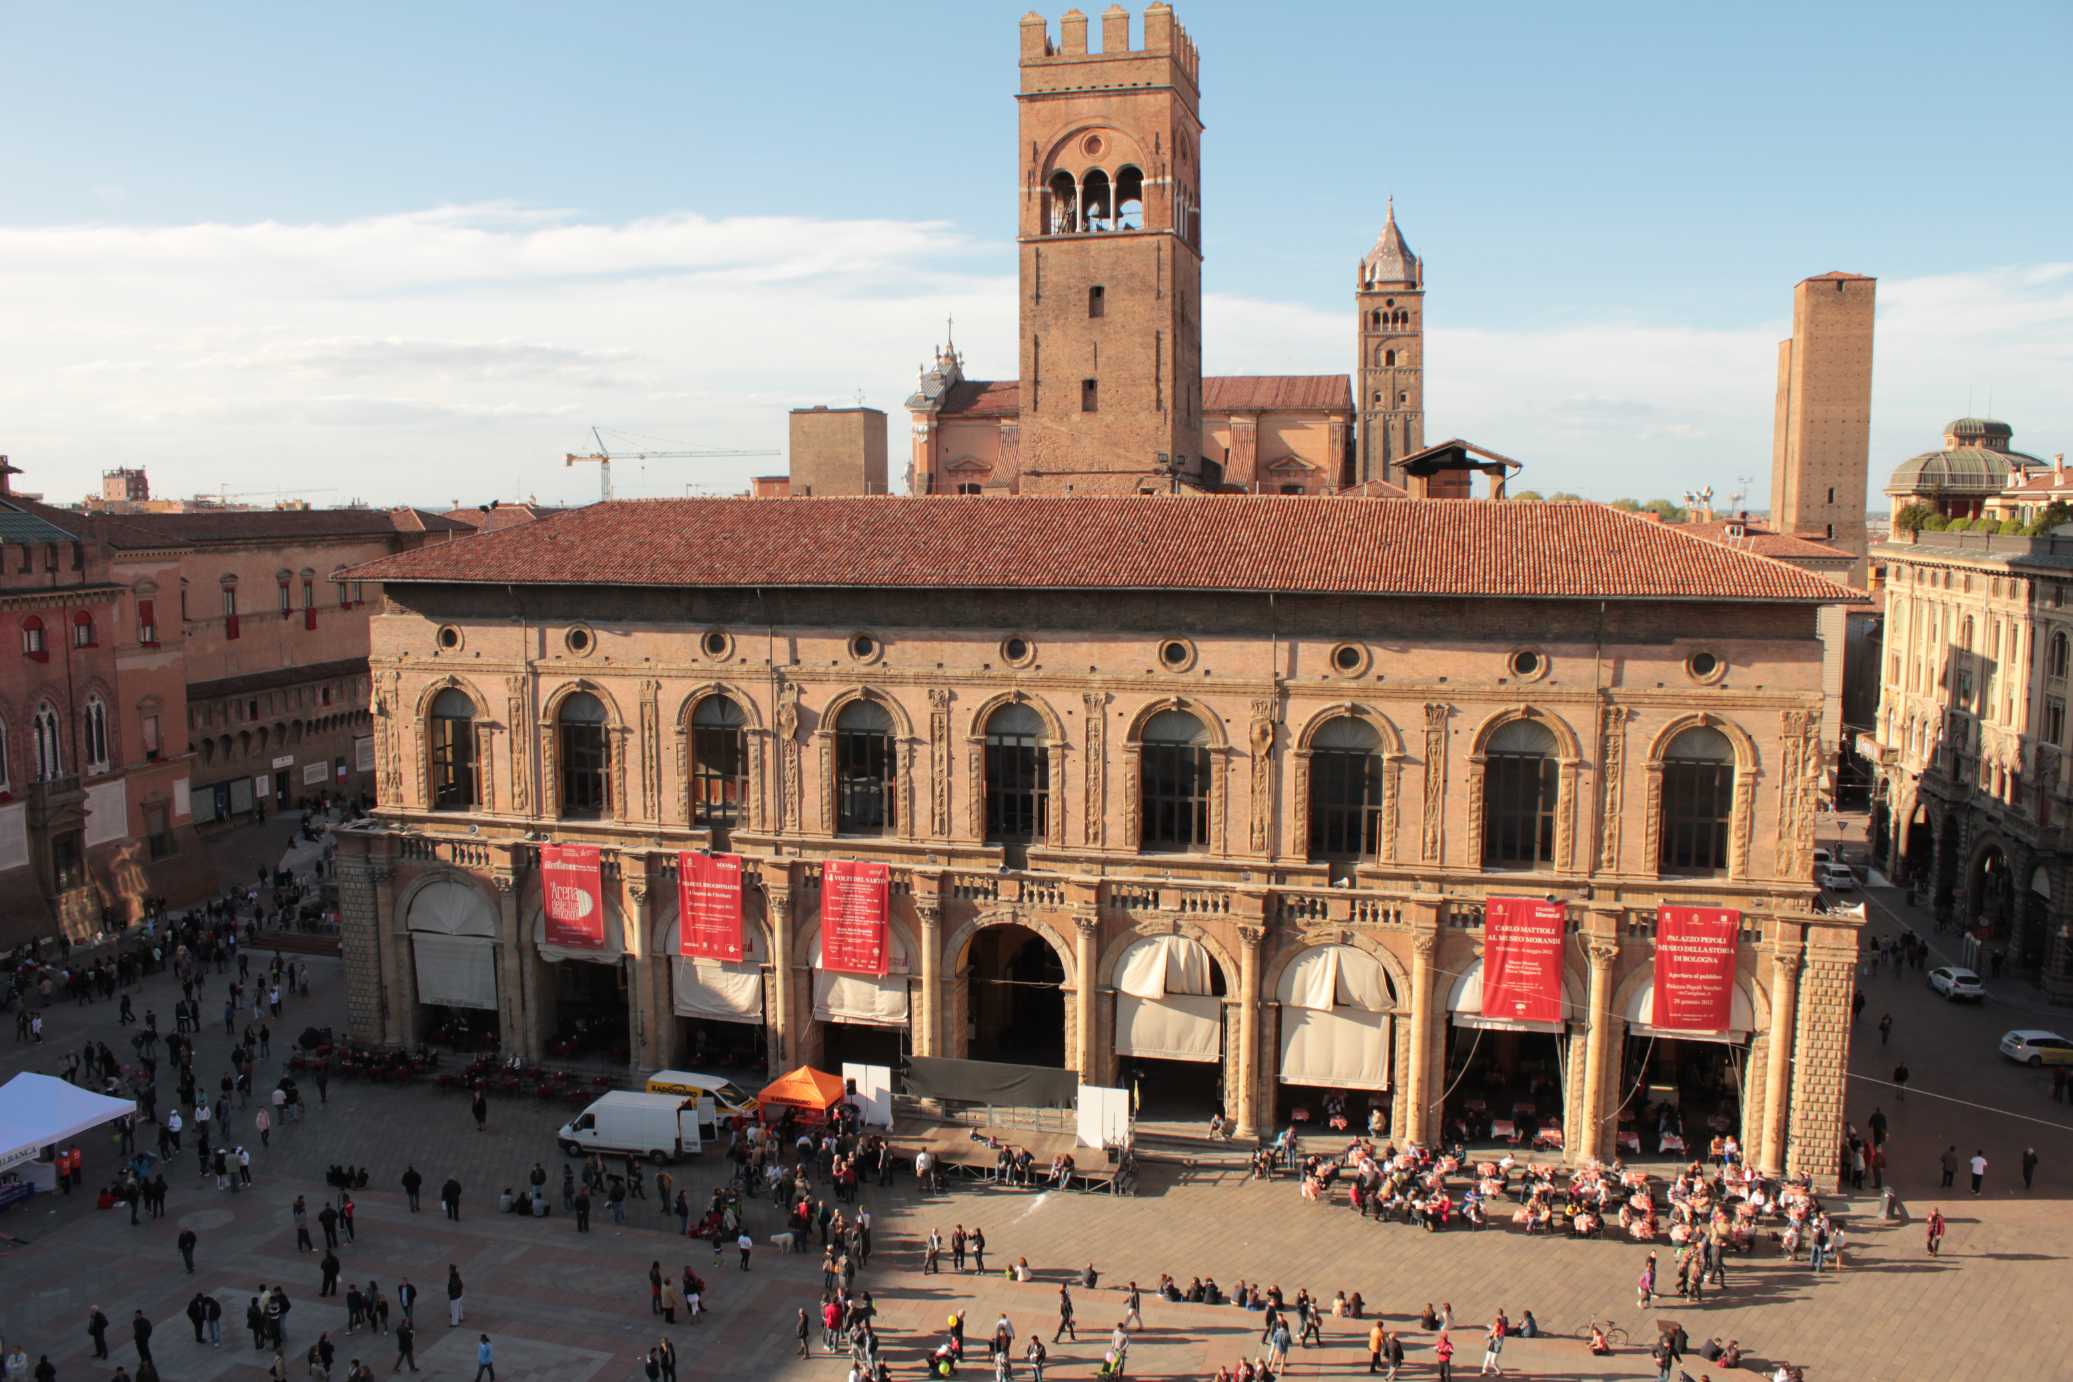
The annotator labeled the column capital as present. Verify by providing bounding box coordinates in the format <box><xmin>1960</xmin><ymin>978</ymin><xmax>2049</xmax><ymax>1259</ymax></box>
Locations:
<box><xmin>489</xmin><ymin>871</ymin><xmax>516</xmax><ymax>894</ymax></box>
<box><xmin>1236</xmin><ymin>923</ymin><xmax>1266</xmax><ymax>950</ymax></box>
<box><xmin>1586</xmin><ymin>939</ymin><xmax>1621</xmax><ymax>968</ymax></box>
<box><xmin>915</xmin><ymin>903</ymin><xmax>943</xmax><ymax>930</ymax></box>
<box><xmin>1410</xmin><ymin>930</ymin><xmax>1438</xmax><ymax>960</ymax></box>
<box><xmin>1071</xmin><ymin>909</ymin><xmax>1102</xmax><ymax>939</ymax></box>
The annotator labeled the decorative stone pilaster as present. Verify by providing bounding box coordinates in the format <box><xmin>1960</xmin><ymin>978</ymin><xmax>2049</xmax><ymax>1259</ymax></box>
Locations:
<box><xmin>1235</xmin><ymin>923</ymin><xmax>1264</xmax><ymax>1137</ymax></box>
<box><xmin>1421</xmin><ymin>704</ymin><xmax>1449</xmax><ymax>863</ymax></box>
<box><xmin>1786</xmin><ymin>941</ymin><xmax>1859</xmax><ymax>1188</ymax></box>
<box><xmin>1082</xmin><ymin>692</ymin><xmax>1107</xmax><ymax>848</ymax></box>
<box><xmin>625</xmin><ymin>872</ymin><xmax>658</xmax><ymax>1071</ymax></box>
<box><xmin>1576</xmin><ymin>936</ymin><xmax>1620</xmax><ymax>1162</ymax></box>
<box><xmin>490</xmin><ymin>870</ymin><xmax>529</xmax><ymax>1059</ymax></box>
<box><xmin>334</xmin><ymin>853</ymin><xmax>386</xmax><ymax>1045</ymax></box>
<box><xmin>1248</xmin><ymin>700</ymin><xmax>1276</xmax><ymax>856</ymax></box>
<box><xmin>1596</xmin><ymin>705</ymin><xmax>1628</xmax><ymax>872</ymax></box>
<box><xmin>766</xmin><ymin>886</ymin><xmax>795</xmax><ymax>1077</ymax></box>
<box><xmin>1759</xmin><ymin>938</ymin><xmax>1803</xmax><ymax>1175</ymax></box>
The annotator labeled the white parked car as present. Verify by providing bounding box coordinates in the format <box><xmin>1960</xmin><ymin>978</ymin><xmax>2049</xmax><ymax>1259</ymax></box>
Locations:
<box><xmin>1928</xmin><ymin>966</ymin><xmax>1986</xmax><ymax>1002</ymax></box>
<box><xmin>1999</xmin><ymin>1029</ymin><xmax>2073</xmax><ymax>1067</ymax></box>
<box><xmin>1816</xmin><ymin>862</ymin><xmax>1857</xmax><ymax>891</ymax></box>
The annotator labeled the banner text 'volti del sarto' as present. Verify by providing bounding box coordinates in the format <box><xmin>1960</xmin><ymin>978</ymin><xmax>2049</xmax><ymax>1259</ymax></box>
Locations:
<box><xmin>820</xmin><ymin>860</ymin><xmax>890</xmax><ymax>976</ymax></box>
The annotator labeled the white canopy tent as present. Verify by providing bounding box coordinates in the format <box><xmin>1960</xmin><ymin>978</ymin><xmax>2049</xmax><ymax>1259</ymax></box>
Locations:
<box><xmin>1114</xmin><ymin>935</ymin><xmax>1223</xmax><ymax>1064</ymax></box>
<box><xmin>1276</xmin><ymin>944</ymin><xmax>1393</xmax><ymax>1089</ymax></box>
<box><xmin>0</xmin><ymin>1073</ymin><xmax>137</xmax><ymax>1172</ymax></box>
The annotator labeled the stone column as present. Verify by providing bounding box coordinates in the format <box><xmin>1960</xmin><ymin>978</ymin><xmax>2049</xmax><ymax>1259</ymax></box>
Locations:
<box><xmin>624</xmin><ymin>872</ymin><xmax>657</xmax><ymax>1072</ymax></box>
<box><xmin>916</xmin><ymin>902</ymin><xmax>943</xmax><ymax>1058</ymax></box>
<box><xmin>767</xmin><ymin>886</ymin><xmax>795</xmax><ymax>1077</ymax></box>
<box><xmin>1073</xmin><ymin>909</ymin><xmax>1101</xmax><ymax>1086</ymax></box>
<box><xmin>490</xmin><ymin>870</ymin><xmax>526</xmax><ymax>1059</ymax></box>
<box><xmin>333</xmin><ymin>849</ymin><xmax>386</xmax><ymax>1047</ymax></box>
<box><xmin>1576</xmin><ymin>935</ymin><xmax>1620</xmax><ymax>1163</ymax></box>
<box><xmin>1403</xmin><ymin>923</ymin><xmax>1439</xmax><ymax>1145</ymax></box>
<box><xmin>368</xmin><ymin>861</ymin><xmax>409</xmax><ymax>1048</ymax></box>
<box><xmin>1235</xmin><ymin>923</ymin><xmax>1264</xmax><ymax>1138</ymax></box>
<box><xmin>1760</xmin><ymin>938</ymin><xmax>1804</xmax><ymax>1175</ymax></box>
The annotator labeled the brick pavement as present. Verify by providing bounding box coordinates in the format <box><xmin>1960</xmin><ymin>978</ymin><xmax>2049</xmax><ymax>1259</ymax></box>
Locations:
<box><xmin>5</xmin><ymin>849</ymin><xmax>2071</xmax><ymax>1379</ymax></box>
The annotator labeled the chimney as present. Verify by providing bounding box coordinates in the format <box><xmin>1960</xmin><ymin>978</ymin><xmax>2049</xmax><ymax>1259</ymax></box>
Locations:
<box><xmin>0</xmin><ymin>455</ymin><xmax>14</xmax><ymax>498</ymax></box>
<box><xmin>2057</xmin><ymin>452</ymin><xmax>2066</xmax><ymax>486</ymax></box>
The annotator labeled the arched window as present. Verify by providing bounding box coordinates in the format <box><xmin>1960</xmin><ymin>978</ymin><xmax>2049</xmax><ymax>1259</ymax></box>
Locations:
<box><xmin>1082</xmin><ymin>168</ymin><xmax>1113</xmax><ymax>231</ymax></box>
<box><xmin>32</xmin><ymin>703</ymin><xmax>61</xmax><ymax>782</ymax></box>
<box><xmin>1115</xmin><ymin>166</ymin><xmax>1144</xmax><ymax>230</ymax></box>
<box><xmin>1141</xmin><ymin>708</ymin><xmax>1210</xmax><ymax>851</ymax></box>
<box><xmin>20</xmin><ymin>616</ymin><xmax>46</xmax><ymax>660</ymax></box>
<box><xmin>1308</xmin><ymin>716</ymin><xmax>1382</xmax><ymax>860</ymax></box>
<box><xmin>691</xmin><ymin>694</ymin><xmax>747</xmax><ymax>830</ymax></box>
<box><xmin>1384</xmin><ymin>349</ymin><xmax>1396</xmax><ymax>367</ymax></box>
<box><xmin>82</xmin><ymin>695</ymin><xmax>109</xmax><ymax>774</ymax></box>
<box><xmin>558</xmin><ymin>692</ymin><xmax>609</xmax><ymax>818</ymax></box>
<box><xmin>72</xmin><ymin>611</ymin><xmax>96</xmax><ymax>648</ymax></box>
<box><xmin>1484</xmin><ymin>718</ymin><xmax>1558</xmax><ymax>868</ymax></box>
<box><xmin>428</xmin><ymin>688</ymin><xmax>477</xmax><ymax>810</ymax></box>
<box><xmin>1047</xmin><ymin>170</ymin><xmax>1078</xmax><ymax>234</ymax></box>
<box><xmin>1660</xmin><ymin>725</ymin><xmax>1735</xmax><ymax>875</ymax></box>
<box><xmin>984</xmin><ymin>702</ymin><xmax>1049</xmax><ymax>845</ymax></box>
<box><xmin>835</xmin><ymin>699</ymin><xmax>896</xmax><ymax>835</ymax></box>
<box><xmin>2051</xmin><ymin>631</ymin><xmax>2068</xmax><ymax>682</ymax></box>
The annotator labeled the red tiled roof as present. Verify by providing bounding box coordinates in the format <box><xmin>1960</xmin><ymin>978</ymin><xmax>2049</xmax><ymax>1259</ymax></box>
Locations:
<box><xmin>1336</xmin><ymin>478</ymin><xmax>1409</xmax><ymax>498</ymax></box>
<box><xmin>937</xmin><ymin>380</ymin><xmax>1020</xmax><ymax>418</ymax></box>
<box><xmin>2000</xmin><ymin>470</ymin><xmax>2073</xmax><ymax>495</ymax></box>
<box><xmin>1202</xmin><ymin>375</ymin><xmax>1352</xmax><ymax>413</ymax></box>
<box><xmin>936</xmin><ymin>376</ymin><xmax>1353</xmax><ymax>418</ymax></box>
<box><xmin>349</xmin><ymin>495</ymin><xmax>1859</xmax><ymax>604</ymax></box>
<box><xmin>441</xmin><ymin>503</ymin><xmax>556</xmax><ymax>532</ymax></box>
<box><xmin>45</xmin><ymin>505</ymin><xmax>468</xmax><ymax>548</ymax></box>
<box><xmin>1680</xmin><ymin>519</ymin><xmax>1854</xmax><ymax>563</ymax></box>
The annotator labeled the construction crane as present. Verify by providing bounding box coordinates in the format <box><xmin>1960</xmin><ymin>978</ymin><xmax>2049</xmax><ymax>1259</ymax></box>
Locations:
<box><xmin>563</xmin><ymin>426</ymin><xmax>777</xmax><ymax>501</ymax></box>
<box><xmin>198</xmin><ymin>485</ymin><xmax>341</xmax><ymax>503</ymax></box>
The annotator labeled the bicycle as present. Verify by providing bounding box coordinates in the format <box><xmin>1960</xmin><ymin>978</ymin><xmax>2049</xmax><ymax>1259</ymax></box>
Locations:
<box><xmin>1572</xmin><ymin>1317</ymin><xmax>1630</xmax><ymax>1349</ymax></box>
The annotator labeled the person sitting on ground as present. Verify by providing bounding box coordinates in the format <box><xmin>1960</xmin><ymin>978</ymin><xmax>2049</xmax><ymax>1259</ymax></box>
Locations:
<box><xmin>1157</xmin><ymin>1274</ymin><xmax>1180</xmax><ymax>1302</ymax></box>
<box><xmin>1588</xmin><ymin>1324</ymin><xmax>1612</xmax><ymax>1356</ymax></box>
<box><xmin>1517</xmin><ymin>1310</ymin><xmax>1538</xmax><ymax>1339</ymax></box>
<box><xmin>1329</xmin><ymin>1290</ymin><xmax>1347</xmax><ymax>1319</ymax></box>
<box><xmin>1419</xmin><ymin>1303</ymin><xmax>1440</xmax><ymax>1331</ymax></box>
<box><xmin>1202</xmin><ymin>1278</ymin><xmax>1224</xmax><ymax>1306</ymax></box>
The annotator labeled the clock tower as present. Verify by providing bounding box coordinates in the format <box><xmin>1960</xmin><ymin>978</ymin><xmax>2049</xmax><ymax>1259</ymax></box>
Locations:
<box><xmin>1356</xmin><ymin>201</ymin><xmax>1426</xmax><ymax>488</ymax></box>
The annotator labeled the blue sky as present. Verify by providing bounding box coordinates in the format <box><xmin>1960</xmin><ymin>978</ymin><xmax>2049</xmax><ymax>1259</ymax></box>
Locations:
<box><xmin>2</xmin><ymin>0</ymin><xmax>2067</xmax><ymax>506</ymax></box>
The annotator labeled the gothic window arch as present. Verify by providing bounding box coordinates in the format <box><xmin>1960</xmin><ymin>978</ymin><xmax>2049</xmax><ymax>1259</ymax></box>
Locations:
<box><xmin>83</xmin><ymin>694</ymin><xmax>111</xmax><ymax>774</ymax></box>
<box><xmin>32</xmin><ymin>702</ymin><xmax>62</xmax><ymax>782</ymax></box>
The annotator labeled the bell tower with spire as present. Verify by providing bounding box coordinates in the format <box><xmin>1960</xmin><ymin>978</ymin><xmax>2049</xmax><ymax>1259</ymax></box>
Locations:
<box><xmin>1356</xmin><ymin>200</ymin><xmax>1426</xmax><ymax>488</ymax></box>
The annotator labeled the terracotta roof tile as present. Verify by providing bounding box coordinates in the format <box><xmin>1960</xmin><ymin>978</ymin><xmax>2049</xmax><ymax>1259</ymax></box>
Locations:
<box><xmin>937</xmin><ymin>380</ymin><xmax>1021</xmax><ymax>418</ymax></box>
<box><xmin>350</xmin><ymin>495</ymin><xmax>1859</xmax><ymax>604</ymax></box>
<box><xmin>441</xmin><ymin>503</ymin><xmax>557</xmax><ymax>532</ymax></box>
<box><xmin>55</xmin><ymin>507</ymin><xmax>469</xmax><ymax>548</ymax></box>
<box><xmin>1680</xmin><ymin>519</ymin><xmax>1855</xmax><ymax>563</ymax></box>
<box><xmin>1202</xmin><ymin>375</ymin><xmax>1353</xmax><ymax>413</ymax></box>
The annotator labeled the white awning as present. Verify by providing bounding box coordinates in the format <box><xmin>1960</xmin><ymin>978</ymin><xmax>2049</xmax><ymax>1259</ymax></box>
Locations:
<box><xmin>411</xmin><ymin>934</ymin><xmax>498</xmax><ymax>1012</ymax></box>
<box><xmin>1623</xmin><ymin>967</ymin><xmax>1756</xmax><ymax>1044</ymax></box>
<box><xmin>0</xmin><ymin>1074</ymin><xmax>137</xmax><ymax>1171</ymax></box>
<box><xmin>1446</xmin><ymin>958</ymin><xmax>1570</xmax><ymax>1034</ymax></box>
<box><xmin>1278</xmin><ymin>1006</ymin><xmax>1389</xmax><ymax>1089</ymax></box>
<box><xmin>672</xmin><ymin>922</ymin><xmax>766</xmax><ymax>1025</ymax></box>
<box><xmin>812</xmin><ymin>934</ymin><xmax>911</xmax><ymax>1028</ymax></box>
<box><xmin>1116</xmin><ymin>992</ymin><xmax>1221</xmax><ymax>1063</ymax></box>
<box><xmin>529</xmin><ymin>905</ymin><xmax>627</xmax><ymax>965</ymax></box>
<box><xmin>1276</xmin><ymin>945</ymin><xmax>1393</xmax><ymax>1012</ymax></box>
<box><xmin>1115</xmin><ymin>935</ymin><xmax>1214</xmax><ymax>999</ymax></box>
<box><xmin>406</xmin><ymin>878</ymin><xmax>499</xmax><ymax>938</ymax></box>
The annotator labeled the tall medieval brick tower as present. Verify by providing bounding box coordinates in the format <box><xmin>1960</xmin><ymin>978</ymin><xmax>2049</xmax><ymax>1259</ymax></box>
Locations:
<box><xmin>1770</xmin><ymin>271</ymin><xmax>1876</xmax><ymax>585</ymax></box>
<box><xmin>1017</xmin><ymin>5</ymin><xmax>1205</xmax><ymax>494</ymax></box>
<box><xmin>1356</xmin><ymin>200</ymin><xmax>1425</xmax><ymax>488</ymax></box>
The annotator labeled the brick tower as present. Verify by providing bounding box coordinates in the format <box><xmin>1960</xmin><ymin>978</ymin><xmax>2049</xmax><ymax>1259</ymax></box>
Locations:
<box><xmin>1770</xmin><ymin>271</ymin><xmax>1876</xmax><ymax>585</ymax></box>
<box><xmin>1356</xmin><ymin>199</ymin><xmax>1425</xmax><ymax>488</ymax></box>
<box><xmin>1016</xmin><ymin>5</ymin><xmax>1205</xmax><ymax>493</ymax></box>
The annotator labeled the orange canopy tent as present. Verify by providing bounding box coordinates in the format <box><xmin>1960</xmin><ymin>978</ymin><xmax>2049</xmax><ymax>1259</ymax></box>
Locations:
<box><xmin>757</xmin><ymin>1065</ymin><xmax>847</xmax><ymax>1119</ymax></box>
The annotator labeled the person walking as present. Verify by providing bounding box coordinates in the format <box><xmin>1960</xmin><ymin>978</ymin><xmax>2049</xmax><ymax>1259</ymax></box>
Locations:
<box><xmin>391</xmin><ymin>1322</ymin><xmax>417</xmax><ymax>1375</ymax></box>
<box><xmin>446</xmin><ymin>1267</ymin><xmax>464</xmax><ymax>1327</ymax></box>
<box><xmin>1970</xmin><ymin>1149</ymin><xmax>1989</xmax><ymax>1196</ymax></box>
<box><xmin>1433</xmin><ymin>1330</ymin><xmax>1453</xmax><ymax>1382</ymax></box>
<box><xmin>88</xmin><ymin>1306</ymin><xmax>110</xmax><ymax>1359</ymax></box>
<box><xmin>470</xmin><ymin>1089</ymin><xmax>488</xmax><ymax>1134</ymax></box>
<box><xmin>660</xmin><ymin>1276</ymin><xmax>680</xmax><ymax>1325</ymax></box>
<box><xmin>133</xmin><ymin>1310</ymin><xmax>155</xmax><ymax>1366</ymax></box>
<box><xmin>1367</xmin><ymin>1320</ymin><xmax>1385</xmax><ymax>1375</ymax></box>
<box><xmin>951</xmin><ymin>1224</ymin><xmax>967</xmax><ymax>1273</ymax></box>
<box><xmin>1121</xmin><ymin>1281</ymin><xmax>1142</xmax><ymax>1331</ymax></box>
<box><xmin>574</xmin><ymin>1187</ymin><xmax>591</xmax><ymax>1232</ymax></box>
<box><xmin>1877</xmin><ymin>1012</ymin><xmax>1893</xmax><ymax>1046</ymax></box>
<box><xmin>1636</xmin><ymin>1252</ymin><xmax>1657</xmax><ymax>1308</ymax></box>
<box><xmin>320</xmin><ymin>1251</ymin><xmax>341</xmax><ymax>1297</ymax></box>
<box><xmin>657</xmin><ymin>1338</ymin><xmax>676</xmax><ymax>1382</ymax></box>
<box><xmin>400</xmin><ymin>1167</ymin><xmax>422</xmax><ymax>1213</ymax></box>
<box><xmin>396</xmin><ymin>1279</ymin><xmax>417</xmax><ymax>1328</ymax></box>
<box><xmin>178</xmin><ymin>1226</ymin><xmax>199</xmax><ymax>1274</ymax></box>
<box><xmin>1479</xmin><ymin>1314</ymin><xmax>1506</xmax><ymax>1376</ymax></box>
<box><xmin>471</xmin><ymin>1335</ymin><xmax>493</xmax><ymax>1382</ymax></box>
<box><xmin>1926</xmin><ymin>1207</ymin><xmax>1947</xmax><ymax>1256</ymax></box>
<box><xmin>440</xmin><ymin>1178</ymin><xmax>462</xmax><ymax>1222</ymax></box>
<box><xmin>971</xmin><ymin>1225</ymin><xmax>988</xmax><ymax>1275</ymax></box>
<box><xmin>1054</xmin><ymin>1284</ymin><xmax>1076</xmax><ymax>1342</ymax></box>
<box><xmin>795</xmin><ymin>1308</ymin><xmax>811</xmax><ymax>1359</ymax></box>
<box><xmin>1939</xmin><ymin>1146</ymin><xmax>1958</xmax><ymax>1188</ymax></box>
<box><xmin>2022</xmin><ymin>1146</ymin><xmax>2039</xmax><ymax>1190</ymax></box>
<box><xmin>737</xmin><ymin>1231</ymin><xmax>753</xmax><ymax>1271</ymax></box>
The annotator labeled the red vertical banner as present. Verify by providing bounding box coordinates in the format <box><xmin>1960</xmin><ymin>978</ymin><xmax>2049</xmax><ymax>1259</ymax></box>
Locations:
<box><xmin>820</xmin><ymin>860</ymin><xmax>890</xmax><ymax>976</ymax></box>
<box><xmin>1481</xmin><ymin>897</ymin><xmax>1568</xmax><ymax>1024</ymax></box>
<box><xmin>1653</xmin><ymin>905</ymin><xmax>1741</xmax><ymax>1032</ymax></box>
<box><xmin>677</xmin><ymin>851</ymin><xmax>744</xmax><ymax>962</ymax></box>
<box><xmin>540</xmin><ymin>843</ymin><xmax>606</xmax><ymax>949</ymax></box>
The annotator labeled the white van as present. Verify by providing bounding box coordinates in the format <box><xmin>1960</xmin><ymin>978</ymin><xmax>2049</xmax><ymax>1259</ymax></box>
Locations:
<box><xmin>643</xmin><ymin>1070</ymin><xmax>757</xmax><ymax>1122</ymax></box>
<box><xmin>557</xmin><ymin>1091</ymin><xmax>703</xmax><ymax>1162</ymax></box>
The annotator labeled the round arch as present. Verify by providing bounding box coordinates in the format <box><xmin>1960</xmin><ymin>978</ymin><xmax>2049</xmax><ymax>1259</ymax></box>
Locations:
<box><xmin>1122</xmin><ymin>696</ymin><xmax>1229</xmax><ymax>749</ymax></box>
<box><xmin>397</xmin><ymin>871</ymin><xmax>502</xmax><ymax>1018</ymax></box>
<box><xmin>1037</xmin><ymin>122</ymin><xmax>1153</xmax><ymax>183</ymax></box>
<box><xmin>964</xmin><ymin>689</ymin><xmax>1069</xmax><ymax>745</ymax></box>
<box><xmin>1644</xmin><ymin>711</ymin><xmax>1760</xmax><ymax>773</ymax></box>
<box><xmin>1293</xmin><ymin>701</ymin><xmax>1405</xmax><ymax>756</ymax></box>
<box><xmin>1468</xmin><ymin>704</ymin><xmax>1584</xmax><ymax>760</ymax></box>
<box><xmin>398</xmin><ymin>871</ymin><xmax>502</xmax><ymax>938</ymax></box>
<box><xmin>942</xmin><ymin>906</ymin><xmax>1079</xmax><ymax>989</ymax></box>
<box><xmin>541</xmin><ymin>678</ymin><xmax>626</xmax><ymax>729</ymax></box>
<box><xmin>674</xmin><ymin>681</ymin><xmax>765</xmax><ymax>733</ymax></box>
<box><xmin>817</xmin><ymin>685</ymin><xmax>915</xmax><ymax>741</ymax></box>
<box><xmin>1608</xmin><ymin>956</ymin><xmax>1773</xmax><ymax>1039</ymax></box>
<box><xmin>1097</xmin><ymin>918</ymin><xmax>1238</xmax><ymax>993</ymax></box>
<box><xmin>1260</xmin><ymin>926</ymin><xmax>1411</xmax><ymax>1009</ymax></box>
<box><xmin>413</xmin><ymin>673</ymin><xmax>494</xmax><ymax>722</ymax></box>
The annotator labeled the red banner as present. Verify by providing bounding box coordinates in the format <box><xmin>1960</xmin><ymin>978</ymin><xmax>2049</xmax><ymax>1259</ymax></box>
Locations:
<box><xmin>1653</xmin><ymin>905</ymin><xmax>1741</xmax><ymax>1033</ymax></box>
<box><xmin>540</xmin><ymin>843</ymin><xmax>606</xmax><ymax>949</ymax></box>
<box><xmin>1481</xmin><ymin>897</ymin><xmax>1567</xmax><ymax>1024</ymax></box>
<box><xmin>820</xmin><ymin>860</ymin><xmax>890</xmax><ymax>976</ymax></box>
<box><xmin>677</xmin><ymin>851</ymin><xmax>744</xmax><ymax>962</ymax></box>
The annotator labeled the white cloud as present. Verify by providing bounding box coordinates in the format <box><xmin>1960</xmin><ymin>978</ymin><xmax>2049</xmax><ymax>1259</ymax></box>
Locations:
<box><xmin>0</xmin><ymin>204</ymin><xmax>2065</xmax><ymax>508</ymax></box>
